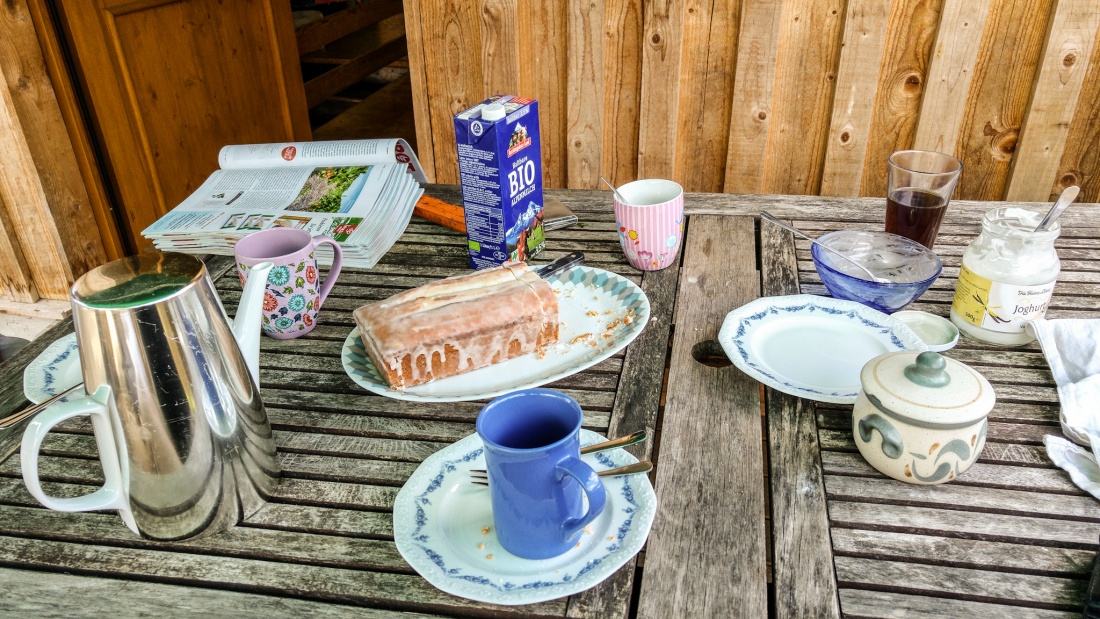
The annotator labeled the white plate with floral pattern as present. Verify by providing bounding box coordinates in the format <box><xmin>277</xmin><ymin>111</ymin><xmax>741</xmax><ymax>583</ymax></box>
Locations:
<box><xmin>718</xmin><ymin>295</ymin><xmax>927</xmax><ymax>404</ymax></box>
<box><xmin>341</xmin><ymin>266</ymin><xmax>650</xmax><ymax>402</ymax></box>
<box><xmin>23</xmin><ymin>333</ymin><xmax>85</xmax><ymax>404</ymax></box>
<box><xmin>392</xmin><ymin>429</ymin><xmax>656</xmax><ymax>605</ymax></box>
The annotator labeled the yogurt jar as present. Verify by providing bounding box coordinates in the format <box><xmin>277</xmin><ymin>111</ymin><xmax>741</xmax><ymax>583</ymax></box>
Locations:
<box><xmin>949</xmin><ymin>207</ymin><xmax>1060</xmax><ymax>346</ymax></box>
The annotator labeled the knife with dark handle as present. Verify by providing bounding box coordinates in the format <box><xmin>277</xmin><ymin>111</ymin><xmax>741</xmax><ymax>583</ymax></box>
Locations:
<box><xmin>537</xmin><ymin>251</ymin><xmax>585</xmax><ymax>280</ymax></box>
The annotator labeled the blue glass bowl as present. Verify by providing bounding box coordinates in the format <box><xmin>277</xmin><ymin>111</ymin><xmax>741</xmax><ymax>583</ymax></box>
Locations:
<box><xmin>811</xmin><ymin>230</ymin><xmax>942</xmax><ymax>314</ymax></box>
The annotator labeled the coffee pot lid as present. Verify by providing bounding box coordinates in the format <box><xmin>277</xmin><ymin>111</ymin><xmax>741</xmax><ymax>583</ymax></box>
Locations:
<box><xmin>73</xmin><ymin>252</ymin><xmax>205</xmax><ymax>309</ymax></box>
<box><xmin>860</xmin><ymin>351</ymin><xmax>995</xmax><ymax>426</ymax></box>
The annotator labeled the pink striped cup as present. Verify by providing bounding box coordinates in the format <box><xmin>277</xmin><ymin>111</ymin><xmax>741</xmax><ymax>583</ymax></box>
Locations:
<box><xmin>613</xmin><ymin>179</ymin><xmax>685</xmax><ymax>271</ymax></box>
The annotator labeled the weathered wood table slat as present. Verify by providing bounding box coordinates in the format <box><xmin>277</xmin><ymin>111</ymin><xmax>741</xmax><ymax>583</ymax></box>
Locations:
<box><xmin>0</xmin><ymin>187</ymin><xmax>1097</xmax><ymax>617</ymax></box>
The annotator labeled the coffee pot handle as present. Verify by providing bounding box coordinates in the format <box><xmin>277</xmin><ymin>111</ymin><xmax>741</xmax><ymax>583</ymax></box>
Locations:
<box><xmin>20</xmin><ymin>385</ymin><xmax>134</xmax><ymax>531</ymax></box>
<box><xmin>311</xmin><ymin>235</ymin><xmax>343</xmax><ymax>310</ymax></box>
<box><xmin>556</xmin><ymin>457</ymin><xmax>607</xmax><ymax>542</ymax></box>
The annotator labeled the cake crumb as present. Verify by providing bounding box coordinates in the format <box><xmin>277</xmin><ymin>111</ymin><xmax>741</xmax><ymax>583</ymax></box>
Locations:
<box><xmin>604</xmin><ymin>309</ymin><xmax>613</xmax><ymax>315</ymax></box>
<box><xmin>571</xmin><ymin>333</ymin><xmax>593</xmax><ymax>345</ymax></box>
<box><xmin>482</xmin><ymin>526</ymin><xmax>491</xmax><ymax>535</ymax></box>
<box><xmin>477</xmin><ymin>543</ymin><xmax>485</xmax><ymax>550</ymax></box>
<box><xmin>486</xmin><ymin>554</ymin><xmax>494</xmax><ymax>560</ymax></box>
<box><xmin>608</xmin><ymin>535</ymin><xmax>615</xmax><ymax>540</ymax></box>
<box><xmin>576</xmin><ymin>541</ymin><xmax>582</xmax><ymax>548</ymax></box>
<box><xmin>586</xmin><ymin>310</ymin><xmax>599</xmax><ymax>317</ymax></box>
<box><xmin>583</xmin><ymin>525</ymin><xmax>593</xmax><ymax>534</ymax></box>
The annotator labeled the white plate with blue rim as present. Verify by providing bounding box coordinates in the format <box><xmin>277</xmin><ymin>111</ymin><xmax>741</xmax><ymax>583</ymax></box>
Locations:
<box><xmin>718</xmin><ymin>294</ymin><xmax>927</xmax><ymax>404</ymax></box>
<box><xmin>23</xmin><ymin>333</ymin><xmax>85</xmax><ymax>404</ymax></box>
<box><xmin>392</xmin><ymin>429</ymin><xmax>656</xmax><ymax>605</ymax></box>
<box><xmin>342</xmin><ymin>266</ymin><xmax>650</xmax><ymax>402</ymax></box>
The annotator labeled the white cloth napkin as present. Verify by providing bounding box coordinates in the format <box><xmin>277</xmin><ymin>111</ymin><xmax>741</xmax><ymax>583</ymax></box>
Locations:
<box><xmin>1044</xmin><ymin>436</ymin><xmax>1100</xmax><ymax>500</ymax></box>
<box><xmin>1027</xmin><ymin>318</ymin><xmax>1100</xmax><ymax>446</ymax></box>
<box><xmin>1031</xmin><ymin>317</ymin><xmax>1100</xmax><ymax>496</ymax></box>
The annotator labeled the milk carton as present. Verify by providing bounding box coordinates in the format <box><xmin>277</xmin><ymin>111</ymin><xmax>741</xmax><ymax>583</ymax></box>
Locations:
<box><xmin>454</xmin><ymin>96</ymin><xmax>545</xmax><ymax>268</ymax></box>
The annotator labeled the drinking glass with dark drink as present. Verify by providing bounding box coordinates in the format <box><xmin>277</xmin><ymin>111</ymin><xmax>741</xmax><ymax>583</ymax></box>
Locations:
<box><xmin>886</xmin><ymin>150</ymin><xmax>962</xmax><ymax>249</ymax></box>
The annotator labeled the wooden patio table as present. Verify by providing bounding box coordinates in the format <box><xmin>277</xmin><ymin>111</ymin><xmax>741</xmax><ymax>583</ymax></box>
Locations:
<box><xmin>0</xmin><ymin>186</ymin><xmax>1097</xmax><ymax>618</ymax></box>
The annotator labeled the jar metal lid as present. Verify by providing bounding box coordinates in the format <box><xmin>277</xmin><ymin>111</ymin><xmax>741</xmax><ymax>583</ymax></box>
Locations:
<box><xmin>860</xmin><ymin>351</ymin><xmax>995</xmax><ymax>427</ymax></box>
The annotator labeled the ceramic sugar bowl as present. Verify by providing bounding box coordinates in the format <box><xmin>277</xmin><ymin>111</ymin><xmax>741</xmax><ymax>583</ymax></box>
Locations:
<box><xmin>853</xmin><ymin>351</ymin><xmax>995</xmax><ymax>485</ymax></box>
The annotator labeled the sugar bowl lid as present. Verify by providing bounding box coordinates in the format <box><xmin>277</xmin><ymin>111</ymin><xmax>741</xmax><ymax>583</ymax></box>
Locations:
<box><xmin>860</xmin><ymin>351</ymin><xmax>995</xmax><ymax>426</ymax></box>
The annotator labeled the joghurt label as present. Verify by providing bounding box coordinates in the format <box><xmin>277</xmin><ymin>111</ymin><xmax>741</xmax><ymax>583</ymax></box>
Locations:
<box><xmin>951</xmin><ymin>264</ymin><xmax>1054</xmax><ymax>334</ymax></box>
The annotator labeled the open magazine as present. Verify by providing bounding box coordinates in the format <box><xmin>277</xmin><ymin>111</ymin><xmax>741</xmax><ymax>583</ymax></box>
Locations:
<box><xmin>142</xmin><ymin>139</ymin><xmax>426</xmax><ymax>268</ymax></box>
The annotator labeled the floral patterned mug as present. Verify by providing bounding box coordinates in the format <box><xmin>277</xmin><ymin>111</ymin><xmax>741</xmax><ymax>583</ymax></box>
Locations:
<box><xmin>613</xmin><ymin>179</ymin><xmax>684</xmax><ymax>271</ymax></box>
<box><xmin>234</xmin><ymin>228</ymin><xmax>343</xmax><ymax>339</ymax></box>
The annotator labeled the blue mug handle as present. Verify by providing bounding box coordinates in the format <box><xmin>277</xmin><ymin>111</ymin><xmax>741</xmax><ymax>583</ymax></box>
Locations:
<box><xmin>556</xmin><ymin>456</ymin><xmax>607</xmax><ymax>542</ymax></box>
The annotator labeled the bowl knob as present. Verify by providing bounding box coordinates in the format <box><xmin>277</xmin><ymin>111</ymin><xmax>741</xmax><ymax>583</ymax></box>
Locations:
<box><xmin>903</xmin><ymin>352</ymin><xmax>951</xmax><ymax>388</ymax></box>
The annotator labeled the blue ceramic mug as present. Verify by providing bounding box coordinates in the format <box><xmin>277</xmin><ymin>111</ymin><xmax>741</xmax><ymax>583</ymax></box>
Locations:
<box><xmin>475</xmin><ymin>388</ymin><xmax>607</xmax><ymax>559</ymax></box>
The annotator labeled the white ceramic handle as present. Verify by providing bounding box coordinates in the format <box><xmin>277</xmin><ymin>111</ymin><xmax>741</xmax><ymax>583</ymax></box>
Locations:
<box><xmin>20</xmin><ymin>385</ymin><xmax>131</xmax><ymax>524</ymax></box>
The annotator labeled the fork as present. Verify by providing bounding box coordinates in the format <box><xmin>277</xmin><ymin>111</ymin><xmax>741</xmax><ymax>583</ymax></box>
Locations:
<box><xmin>470</xmin><ymin>460</ymin><xmax>653</xmax><ymax>486</ymax></box>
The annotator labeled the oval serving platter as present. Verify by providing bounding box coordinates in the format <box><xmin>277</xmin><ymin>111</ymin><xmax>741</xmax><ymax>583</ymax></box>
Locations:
<box><xmin>718</xmin><ymin>294</ymin><xmax>927</xmax><ymax>404</ymax></box>
<box><xmin>341</xmin><ymin>266</ymin><xmax>650</xmax><ymax>402</ymax></box>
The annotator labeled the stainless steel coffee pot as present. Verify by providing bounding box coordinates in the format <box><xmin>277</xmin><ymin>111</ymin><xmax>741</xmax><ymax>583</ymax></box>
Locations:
<box><xmin>21</xmin><ymin>252</ymin><xmax>280</xmax><ymax>540</ymax></box>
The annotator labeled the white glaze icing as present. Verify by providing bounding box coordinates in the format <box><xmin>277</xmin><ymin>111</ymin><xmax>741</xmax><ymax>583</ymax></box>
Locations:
<box><xmin>354</xmin><ymin>262</ymin><xmax>559</xmax><ymax>389</ymax></box>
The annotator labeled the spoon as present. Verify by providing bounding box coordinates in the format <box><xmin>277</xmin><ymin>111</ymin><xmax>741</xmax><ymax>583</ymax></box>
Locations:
<box><xmin>759</xmin><ymin>211</ymin><xmax>890</xmax><ymax>284</ymax></box>
<box><xmin>472</xmin><ymin>461</ymin><xmax>653</xmax><ymax>486</ymax></box>
<box><xmin>469</xmin><ymin>430</ymin><xmax>648</xmax><ymax>476</ymax></box>
<box><xmin>1034</xmin><ymin>185</ymin><xmax>1079</xmax><ymax>232</ymax></box>
<box><xmin>600</xmin><ymin>176</ymin><xmax>629</xmax><ymax>204</ymax></box>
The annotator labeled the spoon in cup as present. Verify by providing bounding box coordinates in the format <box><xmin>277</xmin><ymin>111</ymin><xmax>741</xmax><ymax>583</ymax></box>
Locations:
<box><xmin>600</xmin><ymin>176</ymin><xmax>629</xmax><ymax>205</ymax></box>
<box><xmin>760</xmin><ymin>211</ymin><xmax>891</xmax><ymax>284</ymax></box>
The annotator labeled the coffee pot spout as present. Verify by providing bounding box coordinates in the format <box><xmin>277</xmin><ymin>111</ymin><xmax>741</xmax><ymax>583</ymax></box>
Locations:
<box><xmin>232</xmin><ymin>261</ymin><xmax>274</xmax><ymax>386</ymax></box>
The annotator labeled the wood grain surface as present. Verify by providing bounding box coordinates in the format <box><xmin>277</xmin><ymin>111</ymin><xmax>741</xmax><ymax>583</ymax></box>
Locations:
<box><xmin>636</xmin><ymin>214</ymin><xmax>767</xmax><ymax>618</ymax></box>
<box><xmin>760</xmin><ymin>220</ymin><xmax>841</xmax><ymax>617</ymax></box>
<box><xmin>406</xmin><ymin>2</ymin><xmax>1100</xmax><ymax>202</ymax></box>
<box><xmin>0</xmin><ymin>0</ymin><xmax>107</xmax><ymax>299</ymax></box>
<box><xmin>1005</xmin><ymin>0</ymin><xmax>1100</xmax><ymax>201</ymax></box>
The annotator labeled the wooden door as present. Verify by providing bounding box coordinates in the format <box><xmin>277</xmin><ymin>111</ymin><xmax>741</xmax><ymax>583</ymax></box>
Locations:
<box><xmin>53</xmin><ymin>0</ymin><xmax>311</xmax><ymax>252</ymax></box>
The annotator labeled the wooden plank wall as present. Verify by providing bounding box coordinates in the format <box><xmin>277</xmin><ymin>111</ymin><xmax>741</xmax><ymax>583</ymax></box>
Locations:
<box><xmin>404</xmin><ymin>0</ymin><xmax>1100</xmax><ymax>203</ymax></box>
<box><xmin>0</xmin><ymin>0</ymin><xmax>112</xmax><ymax>303</ymax></box>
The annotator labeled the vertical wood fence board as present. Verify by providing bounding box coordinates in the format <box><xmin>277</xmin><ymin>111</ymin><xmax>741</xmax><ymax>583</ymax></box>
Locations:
<box><xmin>0</xmin><ymin>0</ymin><xmax>106</xmax><ymax>297</ymax></box>
<box><xmin>636</xmin><ymin>0</ymin><xmax>684</xmax><ymax>180</ymax></box>
<box><xmin>0</xmin><ymin>192</ymin><xmax>36</xmax><ymax>302</ymax></box>
<box><xmin>1053</xmin><ymin>18</ymin><xmax>1100</xmax><ymax>203</ymax></box>
<box><xmin>479</xmin><ymin>0</ymin><xmax>521</xmax><ymax>97</ymax></box>
<box><xmin>421</xmin><ymin>1</ymin><xmax>484</xmax><ymax>184</ymax></box>
<box><xmin>566</xmin><ymin>0</ymin><xmax>604</xmax><ymax>189</ymax></box>
<box><xmin>600</xmin><ymin>0</ymin><xmax>643</xmax><ymax>188</ymax></box>
<box><xmin>265</xmin><ymin>0</ymin><xmax>312</xmax><ymax>143</ymax></box>
<box><xmin>911</xmin><ymin>0</ymin><xmax>992</xmax><ymax>155</ymax></box>
<box><xmin>401</xmin><ymin>0</ymin><xmax>436</xmax><ymax>181</ymax></box>
<box><xmin>761</xmin><ymin>0</ymin><xmax>846</xmax><ymax>195</ymax></box>
<box><xmin>723</xmin><ymin>0</ymin><xmax>784</xmax><ymax>194</ymax></box>
<box><xmin>518</xmin><ymin>1</ymin><xmax>568</xmax><ymax>187</ymax></box>
<box><xmin>954</xmin><ymin>0</ymin><xmax>1054</xmax><ymax>201</ymax></box>
<box><xmin>405</xmin><ymin>2</ymin><xmax>1100</xmax><ymax>200</ymax></box>
<box><xmin>819</xmin><ymin>0</ymin><xmax>891</xmax><ymax>197</ymax></box>
<box><xmin>24</xmin><ymin>0</ymin><xmax>123</xmax><ymax>261</ymax></box>
<box><xmin>0</xmin><ymin>60</ymin><xmax>68</xmax><ymax>300</ymax></box>
<box><xmin>1006</xmin><ymin>0</ymin><xmax>1100</xmax><ymax>201</ymax></box>
<box><xmin>671</xmin><ymin>0</ymin><xmax>741</xmax><ymax>193</ymax></box>
<box><xmin>857</xmin><ymin>0</ymin><xmax>945</xmax><ymax>197</ymax></box>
